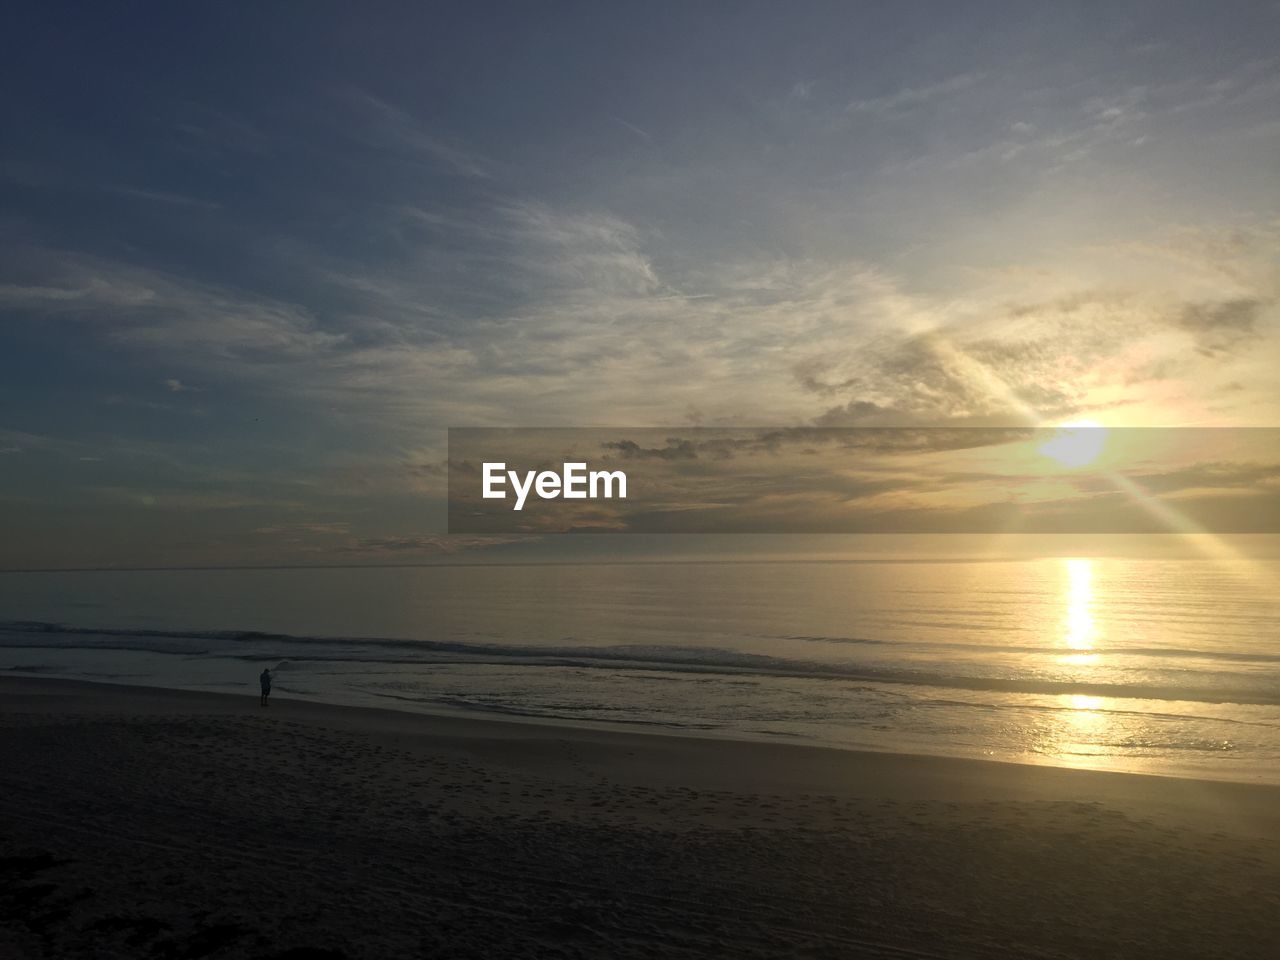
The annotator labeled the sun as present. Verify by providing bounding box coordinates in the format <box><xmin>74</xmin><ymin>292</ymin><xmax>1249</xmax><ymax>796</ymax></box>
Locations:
<box><xmin>1039</xmin><ymin>420</ymin><xmax>1108</xmax><ymax>468</ymax></box>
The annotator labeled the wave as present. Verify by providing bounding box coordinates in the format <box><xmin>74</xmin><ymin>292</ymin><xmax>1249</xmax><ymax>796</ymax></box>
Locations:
<box><xmin>775</xmin><ymin>633</ymin><xmax>1280</xmax><ymax>663</ymax></box>
<box><xmin>3</xmin><ymin>620</ymin><xmax>1279</xmax><ymax>707</ymax></box>
<box><xmin>371</xmin><ymin>691</ymin><xmax>724</xmax><ymax>730</ymax></box>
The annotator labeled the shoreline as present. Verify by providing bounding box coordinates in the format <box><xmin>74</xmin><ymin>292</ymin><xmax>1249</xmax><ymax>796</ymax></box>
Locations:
<box><xmin>4</xmin><ymin>674</ymin><xmax>1279</xmax><ymax>837</ymax></box>
<box><xmin>7</xmin><ymin>668</ymin><xmax>1280</xmax><ymax>790</ymax></box>
<box><xmin>5</xmin><ymin>668</ymin><xmax>1278</xmax><ymax>789</ymax></box>
<box><xmin>3</xmin><ymin>673</ymin><xmax>1279</xmax><ymax>957</ymax></box>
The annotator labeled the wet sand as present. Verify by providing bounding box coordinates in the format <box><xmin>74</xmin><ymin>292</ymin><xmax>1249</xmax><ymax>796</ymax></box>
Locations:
<box><xmin>1</xmin><ymin>676</ymin><xmax>1278</xmax><ymax>959</ymax></box>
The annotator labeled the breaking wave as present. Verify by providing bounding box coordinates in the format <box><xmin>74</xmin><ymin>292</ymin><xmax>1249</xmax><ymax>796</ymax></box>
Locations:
<box><xmin>3</xmin><ymin>620</ymin><xmax>1278</xmax><ymax>707</ymax></box>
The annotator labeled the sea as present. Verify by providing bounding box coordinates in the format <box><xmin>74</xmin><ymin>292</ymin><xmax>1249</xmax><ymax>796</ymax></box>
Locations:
<box><xmin>2</xmin><ymin>558</ymin><xmax>1278</xmax><ymax>784</ymax></box>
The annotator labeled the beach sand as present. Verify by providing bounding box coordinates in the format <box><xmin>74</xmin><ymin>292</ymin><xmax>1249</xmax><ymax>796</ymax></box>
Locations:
<box><xmin>1</xmin><ymin>677</ymin><xmax>1277</xmax><ymax>959</ymax></box>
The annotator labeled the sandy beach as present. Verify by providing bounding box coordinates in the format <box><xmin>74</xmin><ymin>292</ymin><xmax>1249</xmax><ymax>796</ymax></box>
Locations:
<box><xmin>1</xmin><ymin>677</ymin><xmax>1278</xmax><ymax>959</ymax></box>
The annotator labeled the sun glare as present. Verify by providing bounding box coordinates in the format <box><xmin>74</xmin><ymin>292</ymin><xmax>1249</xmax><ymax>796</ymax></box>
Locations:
<box><xmin>1039</xmin><ymin>421</ymin><xmax>1108</xmax><ymax>468</ymax></box>
<box><xmin>1063</xmin><ymin>558</ymin><xmax>1097</xmax><ymax>651</ymax></box>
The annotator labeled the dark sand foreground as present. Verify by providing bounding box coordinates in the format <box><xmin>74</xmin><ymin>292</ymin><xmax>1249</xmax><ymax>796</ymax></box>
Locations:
<box><xmin>2</xmin><ymin>677</ymin><xmax>1278</xmax><ymax>959</ymax></box>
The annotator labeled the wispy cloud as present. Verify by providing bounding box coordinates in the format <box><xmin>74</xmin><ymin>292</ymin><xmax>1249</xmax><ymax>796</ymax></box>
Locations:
<box><xmin>7</xmin><ymin>211</ymin><xmax>1275</xmax><ymax>442</ymax></box>
<box><xmin>343</xmin><ymin>91</ymin><xmax>493</xmax><ymax>179</ymax></box>
<box><xmin>847</xmin><ymin>73</ymin><xmax>984</xmax><ymax>115</ymax></box>
<box><xmin>104</xmin><ymin>185</ymin><xmax>220</xmax><ymax>210</ymax></box>
<box><xmin>612</xmin><ymin>117</ymin><xmax>652</xmax><ymax>142</ymax></box>
<box><xmin>1</xmin><ymin>252</ymin><xmax>344</xmax><ymax>362</ymax></box>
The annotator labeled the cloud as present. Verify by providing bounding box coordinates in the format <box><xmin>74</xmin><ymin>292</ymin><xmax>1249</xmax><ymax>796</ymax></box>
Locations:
<box><xmin>344</xmin><ymin>91</ymin><xmax>492</xmax><ymax>179</ymax></box>
<box><xmin>11</xmin><ymin>210</ymin><xmax>1275</xmax><ymax>449</ymax></box>
<box><xmin>612</xmin><ymin>117</ymin><xmax>652</xmax><ymax>142</ymax></box>
<box><xmin>811</xmin><ymin>400</ymin><xmax>897</xmax><ymax>426</ymax></box>
<box><xmin>789</xmin><ymin>80</ymin><xmax>815</xmax><ymax>101</ymax></box>
<box><xmin>104</xmin><ymin>185</ymin><xmax>220</xmax><ymax>210</ymax></box>
<box><xmin>1</xmin><ymin>252</ymin><xmax>344</xmax><ymax>363</ymax></box>
<box><xmin>6</xmin><ymin>206</ymin><xmax>1276</xmax><ymax>450</ymax></box>
<box><xmin>847</xmin><ymin>73</ymin><xmax>983</xmax><ymax>116</ymax></box>
<box><xmin>792</xmin><ymin>263</ymin><xmax>1277</xmax><ymax>428</ymax></box>
<box><xmin>1179</xmin><ymin>298</ymin><xmax>1261</xmax><ymax>332</ymax></box>
<box><xmin>1176</xmin><ymin>298</ymin><xmax>1265</xmax><ymax>356</ymax></box>
<box><xmin>792</xmin><ymin>357</ymin><xmax>861</xmax><ymax>397</ymax></box>
<box><xmin>499</xmin><ymin>200</ymin><xmax>661</xmax><ymax>296</ymax></box>
<box><xmin>1081</xmin><ymin>86</ymin><xmax>1148</xmax><ymax>130</ymax></box>
<box><xmin>603</xmin><ymin>439</ymin><xmax>698</xmax><ymax>461</ymax></box>
<box><xmin>1115</xmin><ymin>460</ymin><xmax>1280</xmax><ymax>496</ymax></box>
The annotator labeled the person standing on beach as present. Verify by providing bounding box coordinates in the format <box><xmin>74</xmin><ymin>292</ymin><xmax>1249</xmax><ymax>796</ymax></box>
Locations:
<box><xmin>259</xmin><ymin>668</ymin><xmax>272</xmax><ymax>707</ymax></box>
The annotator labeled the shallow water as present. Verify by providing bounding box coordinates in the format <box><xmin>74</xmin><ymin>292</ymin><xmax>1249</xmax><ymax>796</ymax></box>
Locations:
<box><xmin>2</xmin><ymin>558</ymin><xmax>1278</xmax><ymax>782</ymax></box>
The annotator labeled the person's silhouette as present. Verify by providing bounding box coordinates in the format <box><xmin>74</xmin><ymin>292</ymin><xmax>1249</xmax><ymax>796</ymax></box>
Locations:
<box><xmin>259</xmin><ymin>668</ymin><xmax>272</xmax><ymax>707</ymax></box>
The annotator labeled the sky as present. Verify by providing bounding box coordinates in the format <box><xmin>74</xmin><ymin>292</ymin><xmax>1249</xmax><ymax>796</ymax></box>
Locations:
<box><xmin>446</xmin><ymin>427</ymin><xmax>1280</xmax><ymax>537</ymax></box>
<box><xmin>1</xmin><ymin>2</ymin><xmax>1278</xmax><ymax>568</ymax></box>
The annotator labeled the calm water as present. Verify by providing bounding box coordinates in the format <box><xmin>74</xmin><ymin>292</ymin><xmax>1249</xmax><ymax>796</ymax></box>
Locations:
<box><xmin>2</xmin><ymin>559</ymin><xmax>1279</xmax><ymax>783</ymax></box>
